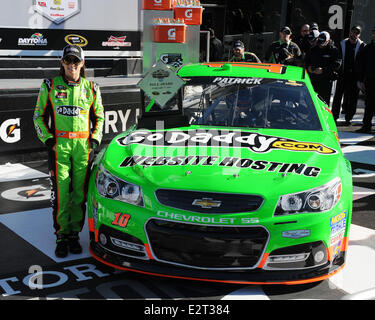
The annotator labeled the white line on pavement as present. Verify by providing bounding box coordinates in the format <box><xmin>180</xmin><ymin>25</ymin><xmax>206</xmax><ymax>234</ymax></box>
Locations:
<box><xmin>0</xmin><ymin>163</ymin><xmax>48</xmax><ymax>183</ymax></box>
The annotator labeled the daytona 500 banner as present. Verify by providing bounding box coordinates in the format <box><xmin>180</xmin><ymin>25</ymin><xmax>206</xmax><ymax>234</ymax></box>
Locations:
<box><xmin>0</xmin><ymin>28</ymin><xmax>141</xmax><ymax>52</ymax></box>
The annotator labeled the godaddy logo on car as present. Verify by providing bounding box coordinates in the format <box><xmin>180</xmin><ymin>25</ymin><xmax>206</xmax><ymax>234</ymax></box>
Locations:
<box><xmin>116</xmin><ymin>130</ymin><xmax>337</xmax><ymax>154</ymax></box>
<box><xmin>56</xmin><ymin>105</ymin><xmax>83</xmax><ymax>117</ymax></box>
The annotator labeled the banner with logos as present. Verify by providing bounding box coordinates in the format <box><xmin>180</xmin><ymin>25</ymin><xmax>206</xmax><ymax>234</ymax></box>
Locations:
<box><xmin>0</xmin><ymin>0</ymin><xmax>142</xmax><ymax>57</ymax></box>
<box><xmin>0</xmin><ymin>106</ymin><xmax>140</xmax><ymax>155</ymax></box>
<box><xmin>0</xmin><ymin>89</ymin><xmax>141</xmax><ymax>159</ymax></box>
<box><xmin>0</xmin><ymin>28</ymin><xmax>141</xmax><ymax>52</ymax></box>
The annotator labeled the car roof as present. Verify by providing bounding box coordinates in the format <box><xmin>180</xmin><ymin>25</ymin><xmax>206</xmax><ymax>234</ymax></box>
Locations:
<box><xmin>177</xmin><ymin>62</ymin><xmax>306</xmax><ymax>82</ymax></box>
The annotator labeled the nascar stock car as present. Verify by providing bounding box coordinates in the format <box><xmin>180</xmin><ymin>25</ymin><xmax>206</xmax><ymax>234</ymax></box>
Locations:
<box><xmin>87</xmin><ymin>61</ymin><xmax>352</xmax><ymax>285</ymax></box>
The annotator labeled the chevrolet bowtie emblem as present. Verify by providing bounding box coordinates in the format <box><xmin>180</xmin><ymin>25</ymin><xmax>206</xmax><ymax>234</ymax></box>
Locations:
<box><xmin>192</xmin><ymin>198</ymin><xmax>222</xmax><ymax>209</ymax></box>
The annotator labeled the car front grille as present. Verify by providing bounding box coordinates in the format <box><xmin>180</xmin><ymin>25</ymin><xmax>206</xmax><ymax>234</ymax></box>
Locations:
<box><xmin>146</xmin><ymin>219</ymin><xmax>269</xmax><ymax>269</ymax></box>
<box><xmin>155</xmin><ymin>189</ymin><xmax>263</xmax><ymax>213</ymax></box>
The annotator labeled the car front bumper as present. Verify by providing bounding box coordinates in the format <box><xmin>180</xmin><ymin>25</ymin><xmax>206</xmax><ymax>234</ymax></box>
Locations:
<box><xmin>88</xmin><ymin>214</ymin><xmax>348</xmax><ymax>285</ymax></box>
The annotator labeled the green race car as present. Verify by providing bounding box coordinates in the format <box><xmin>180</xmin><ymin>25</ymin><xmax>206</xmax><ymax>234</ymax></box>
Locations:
<box><xmin>87</xmin><ymin>62</ymin><xmax>352</xmax><ymax>285</ymax></box>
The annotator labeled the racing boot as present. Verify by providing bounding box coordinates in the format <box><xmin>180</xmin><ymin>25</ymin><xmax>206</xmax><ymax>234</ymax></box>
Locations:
<box><xmin>55</xmin><ymin>234</ymin><xmax>69</xmax><ymax>258</ymax></box>
<box><xmin>68</xmin><ymin>232</ymin><xmax>82</xmax><ymax>254</ymax></box>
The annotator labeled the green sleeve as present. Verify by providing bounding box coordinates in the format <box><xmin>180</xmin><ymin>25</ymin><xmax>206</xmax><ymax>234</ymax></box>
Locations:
<box><xmin>90</xmin><ymin>83</ymin><xmax>105</xmax><ymax>144</ymax></box>
<box><xmin>33</xmin><ymin>81</ymin><xmax>54</xmax><ymax>144</ymax></box>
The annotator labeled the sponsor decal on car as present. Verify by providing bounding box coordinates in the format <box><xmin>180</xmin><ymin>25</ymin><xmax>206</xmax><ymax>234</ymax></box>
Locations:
<box><xmin>212</xmin><ymin>77</ymin><xmax>263</xmax><ymax>85</ymax></box>
<box><xmin>192</xmin><ymin>198</ymin><xmax>221</xmax><ymax>209</ymax></box>
<box><xmin>330</xmin><ymin>210</ymin><xmax>346</xmax><ymax>236</ymax></box>
<box><xmin>330</xmin><ymin>210</ymin><xmax>347</xmax><ymax>259</ymax></box>
<box><xmin>157</xmin><ymin>210</ymin><xmax>260</xmax><ymax>225</ymax></box>
<box><xmin>120</xmin><ymin>155</ymin><xmax>322</xmax><ymax>177</ymax></box>
<box><xmin>116</xmin><ymin>130</ymin><xmax>337</xmax><ymax>155</ymax></box>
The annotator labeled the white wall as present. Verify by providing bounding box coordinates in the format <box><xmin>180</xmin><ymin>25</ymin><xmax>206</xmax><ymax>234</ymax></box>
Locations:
<box><xmin>0</xmin><ymin>0</ymin><xmax>142</xmax><ymax>31</ymax></box>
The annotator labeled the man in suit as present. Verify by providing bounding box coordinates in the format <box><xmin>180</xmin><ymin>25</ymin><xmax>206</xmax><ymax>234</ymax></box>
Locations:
<box><xmin>332</xmin><ymin>26</ymin><xmax>365</xmax><ymax>125</ymax></box>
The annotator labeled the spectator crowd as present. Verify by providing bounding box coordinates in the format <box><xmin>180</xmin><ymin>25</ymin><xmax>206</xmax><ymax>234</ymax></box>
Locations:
<box><xmin>207</xmin><ymin>23</ymin><xmax>375</xmax><ymax>133</ymax></box>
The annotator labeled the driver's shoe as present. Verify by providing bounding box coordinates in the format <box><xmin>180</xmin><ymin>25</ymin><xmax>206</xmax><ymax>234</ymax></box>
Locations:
<box><xmin>68</xmin><ymin>232</ymin><xmax>82</xmax><ymax>254</ymax></box>
<box><xmin>55</xmin><ymin>234</ymin><xmax>69</xmax><ymax>258</ymax></box>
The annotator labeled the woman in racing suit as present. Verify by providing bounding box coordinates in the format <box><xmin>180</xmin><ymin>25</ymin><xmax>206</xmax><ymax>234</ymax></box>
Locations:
<box><xmin>33</xmin><ymin>45</ymin><xmax>104</xmax><ymax>258</ymax></box>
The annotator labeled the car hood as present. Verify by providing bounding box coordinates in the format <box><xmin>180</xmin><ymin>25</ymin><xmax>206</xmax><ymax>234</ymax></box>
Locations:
<box><xmin>102</xmin><ymin>126</ymin><xmax>342</xmax><ymax>195</ymax></box>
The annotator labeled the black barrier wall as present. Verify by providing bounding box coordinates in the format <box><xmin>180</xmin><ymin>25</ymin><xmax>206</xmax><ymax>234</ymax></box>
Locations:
<box><xmin>0</xmin><ymin>84</ymin><xmax>141</xmax><ymax>164</ymax></box>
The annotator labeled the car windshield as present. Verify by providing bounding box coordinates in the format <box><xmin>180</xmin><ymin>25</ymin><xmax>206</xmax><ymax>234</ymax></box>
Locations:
<box><xmin>181</xmin><ymin>77</ymin><xmax>322</xmax><ymax>130</ymax></box>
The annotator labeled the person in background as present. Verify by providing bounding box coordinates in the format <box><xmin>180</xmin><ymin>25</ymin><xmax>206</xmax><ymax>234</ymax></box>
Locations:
<box><xmin>294</xmin><ymin>24</ymin><xmax>311</xmax><ymax>59</ymax></box>
<box><xmin>310</xmin><ymin>22</ymin><xmax>319</xmax><ymax>32</ymax></box>
<box><xmin>355</xmin><ymin>26</ymin><xmax>375</xmax><ymax>133</ymax></box>
<box><xmin>208</xmin><ymin>28</ymin><xmax>224</xmax><ymax>62</ymax></box>
<box><xmin>33</xmin><ymin>45</ymin><xmax>105</xmax><ymax>258</ymax></box>
<box><xmin>305</xmin><ymin>23</ymin><xmax>320</xmax><ymax>53</ymax></box>
<box><xmin>307</xmin><ymin>29</ymin><xmax>320</xmax><ymax>49</ymax></box>
<box><xmin>305</xmin><ymin>31</ymin><xmax>342</xmax><ymax>105</ymax></box>
<box><xmin>265</xmin><ymin>26</ymin><xmax>301</xmax><ymax>66</ymax></box>
<box><xmin>332</xmin><ymin>25</ymin><xmax>365</xmax><ymax>125</ymax></box>
<box><xmin>229</xmin><ymin>40</ymin><xmax>261</xmax><ymax>63</ymax></box>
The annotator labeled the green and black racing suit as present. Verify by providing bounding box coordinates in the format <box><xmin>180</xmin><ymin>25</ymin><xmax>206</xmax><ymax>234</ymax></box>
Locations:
<box><xmin>33</xmin><ymin>75</ymin><xmax>104</xmax><ymax>239</ymax></box>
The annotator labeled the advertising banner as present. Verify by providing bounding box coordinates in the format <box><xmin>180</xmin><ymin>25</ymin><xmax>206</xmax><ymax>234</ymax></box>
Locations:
<box><xmin>0</xmin><ymin>88</ymin><xmax>141</xmax><ymax>160</ymax></box>
<box><xmin>0</xmin><ymin>0</ymin><xmax>142</xmax><ymax>57</ymax></box>
<box><xmin>0</xmin><ymin>28</ymin><xmax>141</xmax><ymax>52</ymax></box>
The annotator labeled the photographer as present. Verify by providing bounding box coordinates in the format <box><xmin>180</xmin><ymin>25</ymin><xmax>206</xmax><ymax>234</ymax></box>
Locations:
<box><xmin>305</xmin><ymin>31</ymin><xmax>342</xmax><ymax>105</ymax></box>
<box><xmin>265</xmin><ymin>26</ymin><xmax>302</xmax><ymax>66</ymax></box>
<box><xmin>294</xmin><ymin>24</ymin><xmax>310</xmax><ymax>56</ymax></box>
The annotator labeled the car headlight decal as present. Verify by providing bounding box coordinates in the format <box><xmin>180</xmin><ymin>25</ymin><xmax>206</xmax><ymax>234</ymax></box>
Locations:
<box><xmin>274</xmin><ymin>177</ymin><xmax>342</xmax><ymax>215</ymax></box>
<box><xmin>96</xmin><ymin>164</ymin><xmax>144</xmax><ymax>207</ymax></box>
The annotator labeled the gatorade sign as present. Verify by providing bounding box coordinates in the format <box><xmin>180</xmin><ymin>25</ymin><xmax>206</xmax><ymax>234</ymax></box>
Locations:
<box><xmin>174</xmin><ymin>6</ymin><xmax>203</xmax><ymax>25</ymax></box>
<box><xmin>142</xmin><ymin>0</ymin><xmax>173</xmax><ymax>10</ymax></box>
<box><xmin>153</xmin><ymin>24</ymin><xmax>186</xmax><ymax>43</ymax></box>
<box><xmin>185</xmin><ymin>9</ymin><xmax>193</xmax><ymax>18</ymax></box>
<box><xmin>168</xmin><ymin>28</ymin><xmax>176</xmax><ymax>40</ymax></box>
<box><xmin>0</xmin><ymin>118</ymin><xmax>21</xmax><ymax>144</ymax></box>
